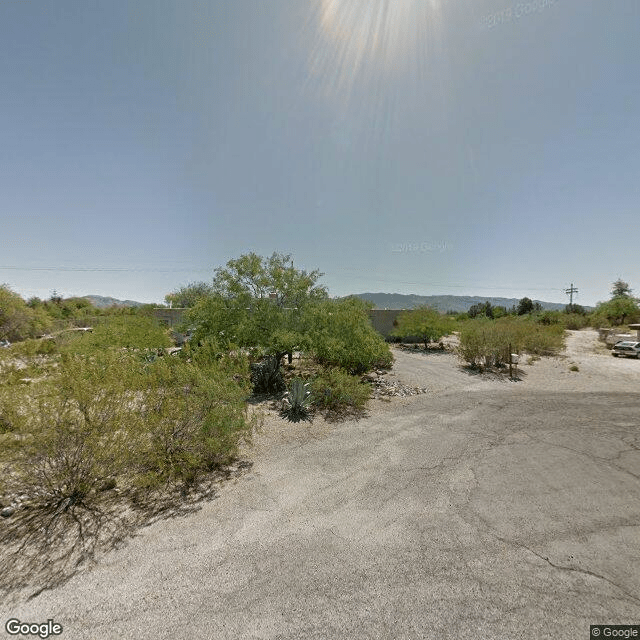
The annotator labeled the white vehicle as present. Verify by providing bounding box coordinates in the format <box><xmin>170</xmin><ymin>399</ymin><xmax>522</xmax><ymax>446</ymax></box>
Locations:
<box><xmin>611</xmin><ymin>341</ymin><xmax>640</xmax><ymax>358</ymax></box>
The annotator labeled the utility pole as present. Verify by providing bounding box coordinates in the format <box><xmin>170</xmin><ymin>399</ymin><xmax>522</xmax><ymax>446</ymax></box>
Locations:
<box><xmin>565</xmin><ymin>283</ymin><xmax>578</xmax><ymax>311</ymax></box>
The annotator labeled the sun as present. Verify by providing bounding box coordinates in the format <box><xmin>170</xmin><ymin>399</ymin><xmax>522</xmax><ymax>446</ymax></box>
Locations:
<box><xmin>308</xmin><ymin>0</ymin><xmax>442</xmax><ymax>101</ymax></box>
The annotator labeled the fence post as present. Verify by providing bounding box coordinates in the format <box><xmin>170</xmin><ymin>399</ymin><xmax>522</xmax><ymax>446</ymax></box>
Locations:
<box><xmin>509</xmin><ymin>342</ymin><xmax>513</xmax><ymax>379</ymax></box>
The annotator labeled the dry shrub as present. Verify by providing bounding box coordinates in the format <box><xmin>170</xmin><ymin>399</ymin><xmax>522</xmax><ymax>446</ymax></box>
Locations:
<box><xmin>458</xmin><ymin>317</ymin><xmax>565</xmax><ymax>370</ymax></box>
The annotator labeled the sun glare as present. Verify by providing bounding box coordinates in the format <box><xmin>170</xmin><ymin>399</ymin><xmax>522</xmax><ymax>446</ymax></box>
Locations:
<box><xmin>308</xmin><ymin>0</ymin><xmax>442</xmax><ymax>103</ymax></box>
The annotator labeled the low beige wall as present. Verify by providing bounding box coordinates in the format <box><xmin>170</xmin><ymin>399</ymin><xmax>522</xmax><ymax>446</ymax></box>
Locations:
<box><xmin>154</xmin><ymin>307</ymin><xmax>414</xmax><ymax>340</ymax></box>
<box><xmin>152</xmin><ymin>308</ymin><xmax>187</xmax><ymax>328</ymax></box>
<box><xmin>367</xmin><ymin>309</ymin><xmax>405</xmax><ymax>339</ymax></box>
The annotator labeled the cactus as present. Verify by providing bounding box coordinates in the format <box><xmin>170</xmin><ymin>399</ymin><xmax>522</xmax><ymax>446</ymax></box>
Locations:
<box><xmin>281</xmin><ymin>378</ymin><xmax>312</xmax><ymax>423</ymax></box>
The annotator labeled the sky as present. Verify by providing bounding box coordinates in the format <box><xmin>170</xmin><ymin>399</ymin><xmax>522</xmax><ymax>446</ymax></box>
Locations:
<box><xmin>1</xmin><ymin>0</ymin><xmax>638</xmax><ymax>307</ymax></box>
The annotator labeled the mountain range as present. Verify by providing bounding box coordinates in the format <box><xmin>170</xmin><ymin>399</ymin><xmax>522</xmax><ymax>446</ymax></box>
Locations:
<box><xmin>348</xmin><ymin>293</ymin><xmax>587</xmax><ymax>313</ymax></box>
<box><xmin>80</xmin><ymin>292</ymin><xmax>590</xmax><ymax>313</ymax></box>
<box><xmin>81</xmin><ymin>295</ymin><xmax>148</xmax><ymax>309</ymax></box>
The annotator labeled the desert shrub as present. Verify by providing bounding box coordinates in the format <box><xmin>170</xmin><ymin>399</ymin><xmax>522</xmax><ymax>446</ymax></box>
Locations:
<box><xmin>310</xmin><ymin>367</ymin><xmax>371</xmax><ymax>417</ymax></box>
<box><xmin>60</xmin><ymin>316</ymin><xmax>171</xmax><ymax>355</ymax></box>
<box><xmin>0</xmin><ymin>286</ymin><xmax>53</xmax><ymax>342</ymax></box>
<box><xmin>537</xmin><ymin>310</ymin><xmax>589</xmax><ymax>330</ymax></box>
<box><xmin>560</xmin><ymin>313</ymin><xmax>590</xmax><ymax>330</ymax></box>
<box><xmin>0</xmin><ymin>349</ymin><xmax>255</xmax><ymax>504</ymax></box>
<box><xmin>391</xmin><ymin>306</ymin><xmax>455</xmax><ymax>349</ymax></box>
<box><xmin>303</xmin><ymin>298</ymin><xmax>393</xmax><ymax>374</ymax></box>
<box><xmin>7</xmin><ymin>337</ymin><xmax>57</xmax><ymax>358</ymax></box>
<box><xmin>519</xmin><ymin>320</ymin><xmax>564</xmax><ymax>355</ymax></box>
<box><xmin>133</xmin><ymin>352</ymin><xmax>254</xmax><ymax>486</ymax></box>
<box><xmin>458</xmin><ymin>319</ymin><xmax>505</xmax><ymax>369</ymax></box>
<box><xmin>0</xmin><ymin>382</ymin><xmax>32</xmax><ymax>433</ymax></box>
<box><xmin>458</xmin><ymin>317</ymin><xmax>564</xmax><ymax>369</ymax></box>
<box><xmin>535</xmin><ymin>310</ymin><xmax>562</xmax><ymax>326</ymax></box>
<box><xmin>0</xmin><ymin>352</ymin><xmax>141</xmax><ymax>508</ymax></box>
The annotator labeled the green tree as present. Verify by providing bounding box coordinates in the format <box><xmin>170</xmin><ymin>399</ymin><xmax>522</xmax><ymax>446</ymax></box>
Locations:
<box><xmin>517</xmin><ymin>297</ymin><xmax>534</xmax><ymax>315</ymax></box>
<box><xmin>391</xmin><ymin>306</ymin><xmax>454</xmax><ymax>350</ymax></box>
<box><xmin>164</xmin><ymin>282</ymin><xmax>214</xmax><ymax>308</ymax></box>
<box><xmin>593</xmin><ymin>297</ymin><xmax>639</xmax><ymax>326</ymax></box>
<box><xmin>611</xmin><ymin>279</ymin><xmax>632</xmax><ymax>298</ymax></box>
<box><xmin>0</xmin><ymin>285</ymin><xmax>52</xmax><ymax>341</ymax></box>
<box><xmin>591</xmin><ymin>280</ymin><xmax>640</xmax><ymax>326</ymax></box>
<box><xmin>302</xmin><ymin>297</ymin><xmax>393</xmax><ymax>374</ymax></box>
<box><xmin>468</xmin><ymin>301</ymin><xmax>493</xmax><ymax>319</ymax></box>
<box><xmin>211</xmin><ymin>252</ymin><xmax>327</xmax><ymax>308</ymax></box>
<box><xmin>187</xmin><ymin>253</ymin><xmax>328</xmax><ymax>367</ymax></box>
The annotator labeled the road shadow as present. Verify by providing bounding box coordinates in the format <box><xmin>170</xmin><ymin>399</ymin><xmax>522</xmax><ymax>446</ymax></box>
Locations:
<box><xmin>0</xmin><ymin>460</ymin><xmax>253</xmax><ymax>604</ymax></box>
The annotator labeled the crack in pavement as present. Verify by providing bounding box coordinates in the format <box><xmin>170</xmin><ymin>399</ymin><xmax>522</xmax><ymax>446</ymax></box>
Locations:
<box><xmin>494</xmin><ymin>535</ymin><xmax>640</xmax><ymax>606</ymax></box>
<box><xmin>520</xmin><ymin>432</ymin><xmax>640</xmax><ymax>482</ymax></box>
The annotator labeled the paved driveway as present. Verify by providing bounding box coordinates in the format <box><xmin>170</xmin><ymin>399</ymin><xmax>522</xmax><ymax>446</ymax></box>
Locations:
<box><xmin>5</xmin><ymin>377</ymin><xmax>639</xmax><ymax>639</ymax></box>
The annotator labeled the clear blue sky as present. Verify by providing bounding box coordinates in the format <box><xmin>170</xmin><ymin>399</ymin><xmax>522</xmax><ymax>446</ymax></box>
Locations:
<box><xmin>1</xmin><ymin>0</ymin><xmax>637</xmax><ymax>306</ymax></box>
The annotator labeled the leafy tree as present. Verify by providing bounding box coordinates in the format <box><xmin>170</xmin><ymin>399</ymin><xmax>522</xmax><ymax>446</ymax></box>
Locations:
<box><xmin>611</xmin><ymin>279</ymin><xmax>632</xmax><ymax>298</ymax></box>
<box><xmin>391</xmin><ymin>306</ymin><xmax>454</xmax><ymax>350</ymax></box>
<box><xmin>593</xmin><ymin>297</ymin><xmax>640</xmax><ymax>326</ymax></box>
<box><xmin>164</xmin><ymin>282</ymin><xmax>214</xmax><ymax>308</ymax></box>
<box><xmin>591</xmin><ymin>280</ymin><xmax>640</xmax><ymax>326</ymax></box>
<box><xmin>517</xmin><ymin>297</ymin><xmax>534</xmax><ymax>315</ymax></box>
<box><xmin>187</xmin><ymin>253</ymin><xmax>328</xmax><ymax>367</ymax></box>
<box><xmin>0</xmin><ymin>285</ymin><xmax>52</xmax><ymax>341</ymax></box>
<box><xmin>468</xmin><ymin>301</ymin><xmax>494</xmax><ymax>319</ymax></box>
<box><xmin>59</xmin><ymin>297</ymin><xmax>95</xmax><ymax>320</ymax></box>
<box><xmin>211</xmin><ymin>252</ymin><xmax>327</xmax><ymax>308</ymax></box>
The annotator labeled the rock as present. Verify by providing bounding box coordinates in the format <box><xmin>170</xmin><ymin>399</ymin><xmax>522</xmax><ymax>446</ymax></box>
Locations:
<box><xmin>1</xmin><ymin>506</ymin><xmax>15</xmax><ymax>518</ymax></box>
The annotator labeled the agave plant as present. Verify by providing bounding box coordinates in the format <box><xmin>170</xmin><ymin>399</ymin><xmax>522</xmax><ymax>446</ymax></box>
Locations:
<box><xmin>281</xmin><ymin>378</ymin><xmax>312</xmax><ymax>423</ymax></box>
<box><xmin>250</xmin><ymin>355</ymin><xmax>285</xmax><ymax>394</ymax></box>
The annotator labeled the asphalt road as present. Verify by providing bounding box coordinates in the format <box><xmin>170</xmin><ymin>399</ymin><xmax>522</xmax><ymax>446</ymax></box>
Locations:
<box><xmin>4</xmin><ymin>384</ymin><xmax>640</xmax><ymax>640</ymax></box>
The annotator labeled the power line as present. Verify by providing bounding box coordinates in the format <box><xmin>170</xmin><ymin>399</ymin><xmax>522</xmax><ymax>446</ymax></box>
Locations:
<box><xmin>327</xmin><ymin>270</ymin><xmax>566</xmax><ymax>293</ymax></box>
<box><xmin>564</xmin><ymin>283</ymin><xmax>579</xmax><ymax>309</ymax></box>
<box><xmin>0</xmin><ymin>265</ymin><xmax>570</xmax><ymax>296</ymax></box>
<box><xmin>0</xmin><ymin>265</ymin><xmax>211</xmax><ymax>273</ymax></box>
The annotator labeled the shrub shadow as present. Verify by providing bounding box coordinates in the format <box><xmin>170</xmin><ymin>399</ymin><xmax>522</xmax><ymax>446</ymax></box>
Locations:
<box><xmin>458</xmin><ymin>364</ymin><xmax>527</xmax><ymax>382</ymax></box>
<box><xmin>395</xmin><ymin>345</ymin><xmax>451</xmax><ymax>357</ymax></box>
<box><xmin>0</xmin><ymin>459</ymin><xmax>253</xmax><ymax>604</ymax></box>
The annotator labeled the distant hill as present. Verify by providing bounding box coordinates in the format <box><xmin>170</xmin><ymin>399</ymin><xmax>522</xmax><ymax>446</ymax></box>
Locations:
<box><xmin>81</xmin><ymin>295</ymin><xmax>148</xmax><ymax>309</ymax></box>
<box><xmin>348</xmin><ymin>293</ymin><xmax>589</xmax><ymax>313</ymax></box>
